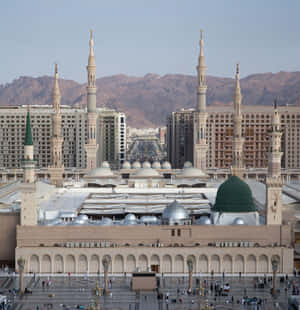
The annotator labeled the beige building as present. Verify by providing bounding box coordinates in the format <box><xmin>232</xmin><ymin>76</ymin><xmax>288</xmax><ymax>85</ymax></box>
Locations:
<box><xmin>167</xmin><ymin>105</ymin><xmax>300</xmax><ymax>169</ymax></box>
<box><xmin>0</xmin><ymin>105</ymin><xmax>126</xmax><ymax>169</ymax></box>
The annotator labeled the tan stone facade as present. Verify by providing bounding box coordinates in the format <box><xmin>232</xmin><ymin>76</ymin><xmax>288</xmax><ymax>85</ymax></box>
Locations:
<box><xmin>16</xmin><ymin>224</ymin><xmax>293</xmax><ymax>274</ymax></box>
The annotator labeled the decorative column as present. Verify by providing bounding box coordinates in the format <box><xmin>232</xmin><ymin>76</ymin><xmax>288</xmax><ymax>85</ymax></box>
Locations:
<box><xmin>187</xmin><ymin>256</ymin><xmax>194</xmax><ymax>292</ymax></box>
<box><xmin>193</xmin><ymin>30</ymin><xmax>208</xmax><ymax>171</ymax></box>
<box><xmin>17</xmin><ymin>257</ymin><xmax>25</xmax><ymax>294</ymax></box>
<box><xmin>231</xmin><ymin>64</ymin><xmax>245</xmax><ymax>178</ymax></box>
<box><xmin>49</xmin><ymin>64</ymin><xmax>64</xmax><ymax>187</ymax></box>
<box><xmin>271</xmin><ymin>256</ymin><xmax>279</xmax><ymax>296</ymax></box>
<box><xmin>102</xmin><ymin>256</ymin><xmax>110</xmax><ymax>295</ymax></box>
<box><xmin>85</xmin><ymin>30</ymin><xmax>99</xmax><ymax>170</ymax></box>
<box><xmin>266</xmin><ymin>101</ymin><xmax>283</xmax><ymax>225</ymax></box>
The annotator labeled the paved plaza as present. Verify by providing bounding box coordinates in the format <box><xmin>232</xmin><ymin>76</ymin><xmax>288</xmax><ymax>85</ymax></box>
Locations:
<box><xmin>0</xmin><ymin>274</ymin><xmax>297</xmax><ymax>310</ymax></box>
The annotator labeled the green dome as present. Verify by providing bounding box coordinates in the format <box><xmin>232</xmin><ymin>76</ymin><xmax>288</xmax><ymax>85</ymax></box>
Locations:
<box><xmin>213</xmin><ymin>176</ymin><xmax>256</xmax><ymax>213</ymax></box>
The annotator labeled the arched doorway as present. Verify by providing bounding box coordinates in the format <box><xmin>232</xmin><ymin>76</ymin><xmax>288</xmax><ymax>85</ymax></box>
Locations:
<box><xmin>257</xmin><ymin>255</ymin><xmax>268</xmax><ymax>273</ymax></box>
<box><xmin>162</xmin><ymin>255</ymin><xmax>172</xmax><ymax>273</ymax></box>
<box><xmin>235</xmin><ymin>255</ymin><xmax>244</xmax><ymax>274</ymax></box>
<box><xmin>247</xmin><ymin>255</ymin><xmax>256</xmax><ymax>273</ymax></box>
<box><xmin>66</xmin><ymin>255</ymin><xmax>76</xmax><ymax>273</ymax></box>
<box><xmin>90</xmin><ymin>255</ymin><xmax>100</xmax><ymax>273</ymax></box>
<box><xmin>211</xmin><ymin>255</ymin><xmax>220</xmax><ymax>273</ymax></box>
<box><xmin>223</xmin><ymin>255</ymin><xmax>233</xmax><ymax>273</ymax></box>
<box><xmin>54</xmin><ymin>255</ymin><xmax>63</xmax><ymax>273</ymax></box>
<box><xmin>138</xmin><ymin>255</ymin><xmax>148</xmax><ymax>272</ymax></box>
<box><xmin>126</xmin><ymin>255</ymin><xmax>136</xmax><ymax>273</ymax></box>
<box><xmin>41</xmin><ymin>255</ymin><xmax>51</xmax><ymax>273</ymax></box>
<box><xmin>114</xmin><ymin>255</ymin><xmax>124</xmax><ymax>273</ymax></box>
<box><xmin>199</xmin><ymin>255</ymin><xmax>208</xmax><ymax>273</ymax></box>
<box><xmin>174</xmin><ymin>255</ymin><xmax>184</xmax><ymax>273</ymax></box>
<box><xmin>30</xmin><ymin>255</ymin><xmax>39</xmax><ymax>273</ymax></box>
<box><xmin>78</xmin><ymin>255</ymin><xmax>88</xmax><ymax>273</ymax></box>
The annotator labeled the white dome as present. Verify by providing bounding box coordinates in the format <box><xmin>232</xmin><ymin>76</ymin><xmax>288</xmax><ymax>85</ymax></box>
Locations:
<box><xmin>132</xmin><ymin>161</ymin><xmax>141</xmax><ymax>169</ymax></box>
<box><xmin>162</xmin><ymin>161</ymin><xmax>171</xmax><ymax>169</ymax></box>
<box><xmin>162</xmin><ymin>200</ymin><xmax>189</xmax><ymax>221</ymax></box>
<box><xmin>140</xmin><ymin>216</ymin><xmax>158</xmax><ymax>224</ymax></box>
<box><xmin>100</xmin><ymin>217</ymin><xmax>113</xmax><ymax>226</ymax></box>
<box><xmin>232</xmin><ymin>218</ymin><xmax>246</xmax><ymax>225</ymax></box>
<box><xmin>184</xmin><ymin>161</ymin><xmax>193</xmax><ymax>168</ymax></box>
<box><xmin>181</xmin><ymin>167</ymin><xmax>206</xmax><ymax>177</ymax></box>
<box><xmin>152</xmin><ymin>161</ymin><xmax>161</xmax><ymax>169</ymax></box>
<box><xmin>142</xmin><ymin>161</ymin><xmax>151</xmax><ymax>168</ymax></box>
<box><xmin>87</xmin><ymin>166</ymin><xmax>114</xmax><ymax>177</ymax></box>
<box><xmin>101</xmin><ymin>161</ymin><xmax>110</xmax><ymax>168</ymax></box>
<box><xmin>71</xmin><ymin>214</ymin><xmax>89</xmax><ymax>225</ymax></box>
<box><xmin>135</xmin><ymin>168</ymin><xmax>161</xmax><ymax>177</ymax></box>
<box><xmin>197</xmin><ymin>216</ymin><xmax>212</xmax><ymax>225</ymax></box>
<box><xmin>122</xmin><ymin>161</ymin><xmax>131</xmax><ymax>169</ymax></box>
<box><xmin>124</xmin><ymin>213</ymin><xmax>137</xmax><ymax>225</ymax></box>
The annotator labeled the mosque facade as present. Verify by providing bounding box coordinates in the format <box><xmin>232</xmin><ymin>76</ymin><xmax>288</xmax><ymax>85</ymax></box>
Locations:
<box><xmin>1</xmin><ymin>30</ymin><xmax>295</xmax><ymax>275</ymax></box>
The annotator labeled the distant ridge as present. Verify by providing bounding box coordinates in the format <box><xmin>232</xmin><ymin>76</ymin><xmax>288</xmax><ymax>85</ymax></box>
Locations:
<box><xmin>1</xmin><ymin>71</ymin><xmax>300</xmax><ymax>128</ymax></box>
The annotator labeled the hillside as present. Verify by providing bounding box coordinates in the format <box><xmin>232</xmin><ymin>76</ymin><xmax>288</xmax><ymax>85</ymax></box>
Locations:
<box><xmin>1</xmin><ymin>71</ymin><xmax>300</xmax><ymax>127</ymax></box>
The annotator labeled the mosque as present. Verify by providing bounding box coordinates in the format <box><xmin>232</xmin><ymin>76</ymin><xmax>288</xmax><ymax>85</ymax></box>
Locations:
<box><xmin>0</xmin><ymin>31</ymin><xmax>296</xmax><ymax>275</ymax></box>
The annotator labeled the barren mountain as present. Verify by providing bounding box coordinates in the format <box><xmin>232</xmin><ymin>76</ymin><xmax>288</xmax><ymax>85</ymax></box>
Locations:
<box><xmin>1</xmin><ymin>71</ymin><xmax>300</xmax><ymax>127</ymax></box>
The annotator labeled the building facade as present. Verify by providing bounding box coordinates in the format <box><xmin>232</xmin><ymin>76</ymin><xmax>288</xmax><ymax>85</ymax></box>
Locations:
<box><xmin>0</xmin><ymin>105</ymin><xmax>126</xmax><ymax>169</ymax></box>
<box><xmin>167</xmin><ymin>105</ymin><xmax>300</xmax><ymax>169</ymax></box>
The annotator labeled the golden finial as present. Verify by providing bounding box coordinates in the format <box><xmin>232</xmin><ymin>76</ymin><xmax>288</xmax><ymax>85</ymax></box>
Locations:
<box><xmin>236</xmin><ymin>63</ymin><xmax>239</xmax><ymax>74</ymax></box>
<box><xmin>200</xmin><ymin>29</ymin><xmax>203</xmax><ymax>40</ymax></box>
<box><xmin>55</xmin><ymin>63</ymin><xmax>58</xmax><ymax>75</ymax></box>
<box><xmin>90</xmin><ymin>29</ymin><xmax>93</xmax><ymax>39</ymax></box>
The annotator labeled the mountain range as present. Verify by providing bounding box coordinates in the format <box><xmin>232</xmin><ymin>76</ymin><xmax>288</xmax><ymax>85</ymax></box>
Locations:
<box><xmin>0</xmin><ymin>71</ymin><xmax>300</xmax><ymax>127</ymax></box>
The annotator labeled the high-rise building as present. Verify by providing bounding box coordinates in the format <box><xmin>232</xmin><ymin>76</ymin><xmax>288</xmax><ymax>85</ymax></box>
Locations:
<box><xmin>167</xmin><ymin>33</ymin><xmax>300</xmax><ymax>170</ymax></box>
<box><xmin>0</xmin><ymin>105</ymin><xmax>126</xmax><ymax>169</ymax></box>
<box><xmin>167</xmin><ymin>105</ymin><xmax>300</xmax><ymax>169</ymax></box>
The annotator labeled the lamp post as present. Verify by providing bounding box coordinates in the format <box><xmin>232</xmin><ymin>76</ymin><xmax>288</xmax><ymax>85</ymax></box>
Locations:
<box><xmin>271</xmin><ymin>256</ymin><xmax>279</xmax><ymax>296</ymax></box>
<box><xmin>17</xmin><ymin>257</ymin><xmax>25</xmax><ymax>294</ymax></box>
<box><xmin>102</xmin><ymin>256</ymin><xmax>110</xmax><ymax>295</ymax></box>
<box><xmin>187</xmin><ymin>256</ymin><xmax>194</xmax><ymax>293</ymax></box>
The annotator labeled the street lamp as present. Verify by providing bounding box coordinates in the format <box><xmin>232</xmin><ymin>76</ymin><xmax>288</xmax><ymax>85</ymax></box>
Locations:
<box><xmin>102</xmin><ymin>256</ymin><xmax>110</xmax><ymax>295</ymax></box>
<box><xmin>17</xmin><ymin>257</ymin><xmax>25</xmax><ymax>294</ymax></box>
<box><xmin>271</xmin><ymin>256</ymin><xmax>279</xmax><ymax>296</ymax></box>
<box><xmin>187</xmin><ymin>256</ymin><xmax>194</xmax><ymax>292</ymax></box>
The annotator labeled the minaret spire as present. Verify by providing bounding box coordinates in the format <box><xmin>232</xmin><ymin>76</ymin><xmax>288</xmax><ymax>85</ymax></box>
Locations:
<box><xmin>49</xmin><ymin>64</ymin><xmax>64</xmax><ymax>187</ymax></box>
<box><xmin>231</xmin><ymin>63</ymin><xmax>245</xmax><ymax>178</ymax></box>
<box><xmin>193</xmin><ymin>30</ymin><xmax>208</xmax><ymax>171</ymax></box>
<box><xmin>52</xmin><ymin>64</ymin><xmax>61</xmax><ymax>113</ymax></box>
<box><xmin>21</xmin><ymin>105</ymin><xmax>37</xmax><ymax>225</ymax></box>
<box><xmin>85</xmin><ymin>29</ymin><xmax>99</xmax><ymax>170</ymax></box>
<box><xmin>266</xmin><ymin>100</ymin><xmax>283</xmax><ymax>225</ymax></box>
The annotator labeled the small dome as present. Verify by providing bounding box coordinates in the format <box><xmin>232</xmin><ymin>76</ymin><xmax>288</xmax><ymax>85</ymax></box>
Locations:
<box><xmin>197</xmin><ymin>216</ymin><xmax>212</xmax><ymax>225</ymax></box>
<box><xmin>122</xmin><ymin>161</ymin><xmax>131</xmax><ymax>169</ymax></box>
<box><xmin>124</xmin><ymin>213</ymin><xmax>137</xmax><ymax>225</ymax></box>
<box><xmin>181</xmin><ymin>167</ymin><xmax>206</xmax><ymax>177</ymax></box>
<box><xmin>101</xmin><ymin>161</ymin><xmax>110</xmax><ymax>168</ymax></box>
<box><xmin>72</xmin><ymin>214</ymin><xmax>89</xmax><ymax>225</ymax></box>
<box><xmin>125</xmin><ymin>213</ymin><xmax>136</xmax><ymax>221</ymax></box>
<box><xmin>134</xmin><ymin>168</ymin><xmax>160</xmax><ymax>177</ymax></box>
<box><xmin>140</xmin><ymin>216</ymin><xmax>158</xmax><ymax>224</ymax></box>
<box><xmin>162</xmin><ymin>200</ymin><xmax>188</xmax><ymax>221</ymax></box>
<box><xmin>232</xmin><ymin>217</ymin><xmax>246</xmax><ymax>225</ymax></box>
<box><xmin>87</xmin><ymin>166</ymin><xmax>114</xmax><ymax>177</ymax></box>
<box><xmin>142</xmin><ymin>161</ymin><xmax>151</xmax><ymax>168</ymax></box>
<box><xmin>132</xmin><ymin>161</ymin><xmax>141</xmax><ymax>169</ymax></box>
<box><xmin>213</xmin><ymin>176</ymin><xmax>256</xmax><ymax>213</ymax></box>
<box><xmin>152</xmin><ymin>161</ymin><xmax>161</xmax><ymax>169</ymax></box>
<box><xmin>162</xmin><ymin>161</ymin><xmax>171</xmax><ymax>169</ymax></box>
<box><xmin>100</xmin><ymin>217</ymin><xmax>113</xmax><ymax>226</ymax></box>
<box><xmin>184</xmin><ymin>161</ymin><xmax>193</xmax><ymax>168</ymax></box>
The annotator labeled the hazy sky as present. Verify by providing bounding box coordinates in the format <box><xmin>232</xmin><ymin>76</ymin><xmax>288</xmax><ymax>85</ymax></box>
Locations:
<box><xmin>0</xmin><ymin>0</ymin><xmax>299</xmax><ymax>84</ymax></box>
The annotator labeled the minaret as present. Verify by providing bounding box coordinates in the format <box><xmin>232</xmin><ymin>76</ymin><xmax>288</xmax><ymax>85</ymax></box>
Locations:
<box><xmin>49</xmin><ymin>64</ymin><xmax>64</xmax><ymax>187</ymax></box>
<box><xmin>20</xmin><ymin>107</ymin><xmax>37</xmax><ymax>226</ymax></box>
<box><xmin>85</xmin><ymin>30</ymin><xmax>99</xmax><ymax>170</ymax></box>
<box><xmin>193</xmin><ymin>30</ymin><xmax>208</xmax><ymax>170</ymax></box>
<box><xmin>231</xmin><ymin>64</ymin><xmax>245</xmax><ymax>178</ymax></box>
<box><xmin>266</xmin><ymin>101</ymin><xmax>283</xmax><ymax>225</ymax></box>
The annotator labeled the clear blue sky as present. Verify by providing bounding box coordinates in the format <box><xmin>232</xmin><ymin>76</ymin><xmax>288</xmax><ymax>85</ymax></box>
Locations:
<box><xmin>0</xmin><ymin>0</ymin><xmax>299</xmax><ymax>84</ymax></box>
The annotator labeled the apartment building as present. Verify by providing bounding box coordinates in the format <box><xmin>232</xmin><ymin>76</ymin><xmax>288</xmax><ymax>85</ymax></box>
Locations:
<box><xmin>167</xmin><ymin>105</ymin><xmax>300</xmax><ymax>169</ymax></box>
<box><xmin>0</xmin><ymin>105</ymin><xmax>126</xmax><ymax>169</ymax></box>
